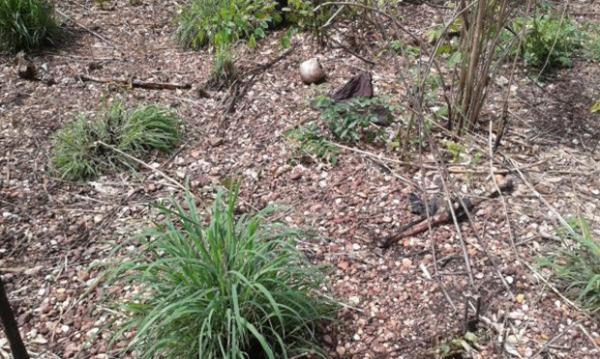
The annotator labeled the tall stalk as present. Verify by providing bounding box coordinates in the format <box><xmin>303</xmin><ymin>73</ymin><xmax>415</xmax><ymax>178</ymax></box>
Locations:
<box><xmin>0</xmin><ymin>274</ymin><xmax>30</xmax><ymax>359</ymax></box>
<box><xmin>453</xmin><ymin>0</ymin><xmax>515</xmax><ymax>134</ymax></box>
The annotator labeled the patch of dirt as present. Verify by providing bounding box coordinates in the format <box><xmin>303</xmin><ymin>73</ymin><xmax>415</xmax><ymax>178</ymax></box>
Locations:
<box><xmin>1</xmin><ymin>1</ymin><xmax>599</xmax><ymax>358</ymax></box>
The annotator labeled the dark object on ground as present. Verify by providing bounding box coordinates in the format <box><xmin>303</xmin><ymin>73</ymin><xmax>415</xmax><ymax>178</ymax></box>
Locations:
<box><xmin>15</xmin><ymin>52</ymin><xmax>55</xmax><ymax>85</ymax></box>
<box><xmin>331</xmin><ymin>72</ymin><xmax>373</xmax><ymax>102</ymax></box>
<box><xmin>268</xmin><ymin>0</ymin><xmax>289</xmax><ymax>30</ymax></box>
<box><xmin>0</xmin><ymin>274</ymin><xmax>30</xmax><ymax>359</ymax></box>
<box><xmin>370</xmin><ymin>105</ymin><xmax>394</xmax><ymax>127</ymax></box>
<box><xmin>16</xmin><ymin>52</ymin><xmax>36</xmax><ymax>80</ymax></box>
<box><xmin>379</xmin><ymin>177</ymin><xmax>514</xmax><ymax>249</ymax></box>
<box><xmin>76</xmin><ymin>75</ymin><xmax>192</xmax><ymax>90</ymax></box>
<box><xmin>464</xmin><ymin>296</ymin><xmax>482</xmax><ymax>333</ymax></box>
<box><xmin>408</xmin><ymin>192</ymin><xmax>439</xmax><ymax>216</ymax></box>
<box><xmin>453</xmin><ymin>197</ymin><xmax>473</xmax><ymax>222</ymax></box>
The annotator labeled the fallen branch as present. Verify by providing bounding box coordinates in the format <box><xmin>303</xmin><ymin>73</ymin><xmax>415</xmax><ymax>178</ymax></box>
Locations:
<box><xmin>216</xmin><ymin>45</ymin><xmax>297</xmax><ymax>136</ymax></box>
<box><xmin>224</xmin><ymin>45</ymin><xmax>296</xmax><ymax>114</ymax></box>
<box><xmin>327</xmin><ymin>141</ymin><xmax>530</xmax><ymax>174</ymax></box>
<box><xmin>55</xmin><ymin>9</ymin><xmax>121</xmax><ymax>53</ymax></box>
<box><xmin>378</xmin><ymin>177</ymin><xmax>513</xmax><ymax>249</ymax></box>
<box><xmin>314</xmin><ymin>2</ymin><xmax>422</xmax><ymax>46</ymax></box>
<box><xmin>329</xmin><ymin>36</ymin><xmax>377</xmax><ymax>65</ymax></box>
<box><xmin>95</xmin><ymin>141</ymin><xmax>261</xmax><ymax>212</ymax></box>
<box><xmin>95</xmin><ymin>141</ymin><xmax>187</xmax><ymax>192</ymax></box>
<box><xmin>76</xmin><ymin>75</ymin><xmax>191</xmax><ymax>90</ymax></box>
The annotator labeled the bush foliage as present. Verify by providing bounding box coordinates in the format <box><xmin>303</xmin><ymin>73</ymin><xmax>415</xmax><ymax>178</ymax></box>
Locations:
<box><xmin>0</xmin><ymin>0</ymin><xmax>58</xmax><ymax>51</ymax></box>
<box><xmin>108</xmin><ymin>190</ymin><xmax>337</xmax><ymax>358</ymax></box>
<box><xmin>314</xmin><ymin>96</ymin><xmax>396</xmax><ymax>144</ymax></box>
<box><xmin>513</xmin><ymin>12</ymin><xmax>581</xmax><ymax>71</ymax></box>
<box><xmin>177</xmin><ymin>0</ymin><xmax>277</xmax><ymax>50</ymax></box>
<box><xmin>581</xmin><ymin>23</ymin><xmax>600</xmax><ymax>62</ymax></box>
<box><xmin>51</xmin><ymin>102</ymin><xmax>182</xmax><ymax>180</ymax></box>
<box><xmin>177</xmin><ymin>0</ymin><xmax>328</xmax><ymax>50</ymax></box>
<box><xmin>284</xmin><ymin>123</ymin><xmax>340</xmax><ymax>165</ymax></box>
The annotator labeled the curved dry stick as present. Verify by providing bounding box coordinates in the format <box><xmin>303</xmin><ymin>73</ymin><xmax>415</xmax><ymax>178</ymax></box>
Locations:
<box><xmin>314</xmin><ymin>1</ymin><xmax>423</xmax><ymax>45</ymax></box>
<box><xmin>0</xmin><ymin>274</ymin><xmax>30</xmax><ymax>359</ymax></box>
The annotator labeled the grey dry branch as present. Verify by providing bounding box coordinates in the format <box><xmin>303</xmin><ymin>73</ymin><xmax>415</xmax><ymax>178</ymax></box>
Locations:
<box><xmin>106</xmin><ymin>190</ymin><xmax>338</xmax><ymax>359</ymax></box>
<box><xmin>76</xmin><ymin>75</ymin><xmax>192</xmax><ymax>90</ymax></box>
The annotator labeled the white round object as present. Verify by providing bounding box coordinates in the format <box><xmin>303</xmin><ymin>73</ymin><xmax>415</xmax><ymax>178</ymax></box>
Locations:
<box><xmin>299</xmin><ymin>57</ymin><xmax>325</xmax><ymax>85</ymax></box>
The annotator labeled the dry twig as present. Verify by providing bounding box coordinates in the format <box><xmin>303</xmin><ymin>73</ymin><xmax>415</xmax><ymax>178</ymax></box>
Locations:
<box><xmin>378</xmin><ymin>177</ymin><xmax>513</xmax><ymax>249</ymax></box>
<box><xmin>76</xmin><ymin>75</ymin><xmax>192</xmax><ymax>91</ymax></box>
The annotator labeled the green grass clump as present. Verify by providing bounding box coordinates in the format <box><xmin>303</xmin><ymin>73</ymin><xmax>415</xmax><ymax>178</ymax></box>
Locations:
<box><xmin>51</xmin><ymin>117</ymin><xmax>108</xmax><ymax>180</ymax></box>
<box><xmin>540</xmin><ymin>217</ymin><xmax>600</xmax><ymax>313</ymax></box>
<box><xmin>208</xmin><ymin>44</ymin><xmax>238</xmax><ymax>89</ymax></box>
<box><xmin>117</xmin><ymin>105</ymin><xmax>182</xmax><ymax>154</ymax></box>
<box><xmin>0</xmin><ymin>0</ymin><xmax>58</xmax><ymax>52</ymax></box>
<box><xmin>51</xmin><ymin>102</ymin><xmax>182</xmax><ymax>180</ymax></box>
<box><xmin>107</xmin><ymin>190</ymin><xmax>337</xmax><ymax>359</ymax></box>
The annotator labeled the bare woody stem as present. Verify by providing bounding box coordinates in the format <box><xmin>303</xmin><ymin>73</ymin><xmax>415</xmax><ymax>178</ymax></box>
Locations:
<box><xmin>0</xmin><ymin>274</ymin><xmax>30</xmax><ymax>359</ymax></box>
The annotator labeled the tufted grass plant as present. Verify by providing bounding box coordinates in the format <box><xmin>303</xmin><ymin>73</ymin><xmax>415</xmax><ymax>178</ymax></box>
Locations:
<box><xmin>540</xmin><ymin>218</ymin><xmax>600</xmax><ymax>313</ymax></box>
<box><xmin>117</xmin><ymin>105</ymin><xmax>183</xmax><ymax>155</ymax></box>
<box><xmin>208</xmin><ymin>43</ymin><xmax>238</xmax><ymax>89</ymax></box>
<box><xmin>0</xmin><ymin>0</ymin><xmax>58</xmax><ymax>52</ymax></box>
<box><xmin>107</xmin><ymin>190</ymin><xmax>338</xmax><ymax>358</ymax></box>
<box><xmin>51</xmin><ymin>102</ymin><xmax>182</xmax><ymax>180</ymax></box>
<box><xmin>50</xmin><ymin>117</ymin><xmax>108</xmax><ymax>180</ymax></box>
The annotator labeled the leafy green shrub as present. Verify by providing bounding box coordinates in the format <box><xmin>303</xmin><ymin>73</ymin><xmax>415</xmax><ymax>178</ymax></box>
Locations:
<box><xmin>108</xmin><ymin>190</ymin><xmax>337</xmax><ymax>358</ymax></box>
<box><xmin>389</xmin><ymin>40</ymin><xmax>420</xmax><ymax>58</ymax></box>
<box><xmin>540</xmin><ymin>218</ymin><xmax>600</xmax><ymax>313</ymax></box>
<box><xmin>314</xmin><ymin>96</ymin><xmax>396</xmax><ymax>144</ymax></box>
<box><xmin>426</xmin><ymin>18</ymin><xmax>463</xmax><ymax>57</ymax></box>
<box><xmin>581</xmin><ymin>23</ymin><xmax>600</xmax><ymax>62</ymax></box>
<box><xmin>177</xmin><ymin>0</ymin><xmax>333</xmax><ymax>50</ymax></box>
<box><xmin>284</xmin><ymin>123</ymin><xmax>340</xmax><ymax>165</ymax></box>
<box><xmin>591</xmin><ymin>99</ymin><xmax>600</xmax><ymax>114</ymax></box>
<box><xmin>286</xmin><ymin>0</ymin><xmax>335</xmax><ymax>36</ymax></box>
<box><xmin>0</xmin><ymin>0</ymin><xmax>58</xmax><ymax>51</ymax></box>
<box><xmin>514</xmin><ymin>13</ymin><xmax>581</xmax><ymax>70</ymax></box>
<box><xmin>51</xmin><ymin>102</ymin><xmax>182</xmax><ymax>180</ymax></box>
<box><xmin>442</xmin><ymin>140</ymin><xmax>465</xmax><ymax>163</ymax></box>
<box><xmin>177</xmin><ymin>0</ymin><xmax>280</xmax><ymax>50</ymax></box>
<box><xmin>437</xmin><ymin>331</ymin><xmax>482</xmax><ymax>358</ymax></box>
